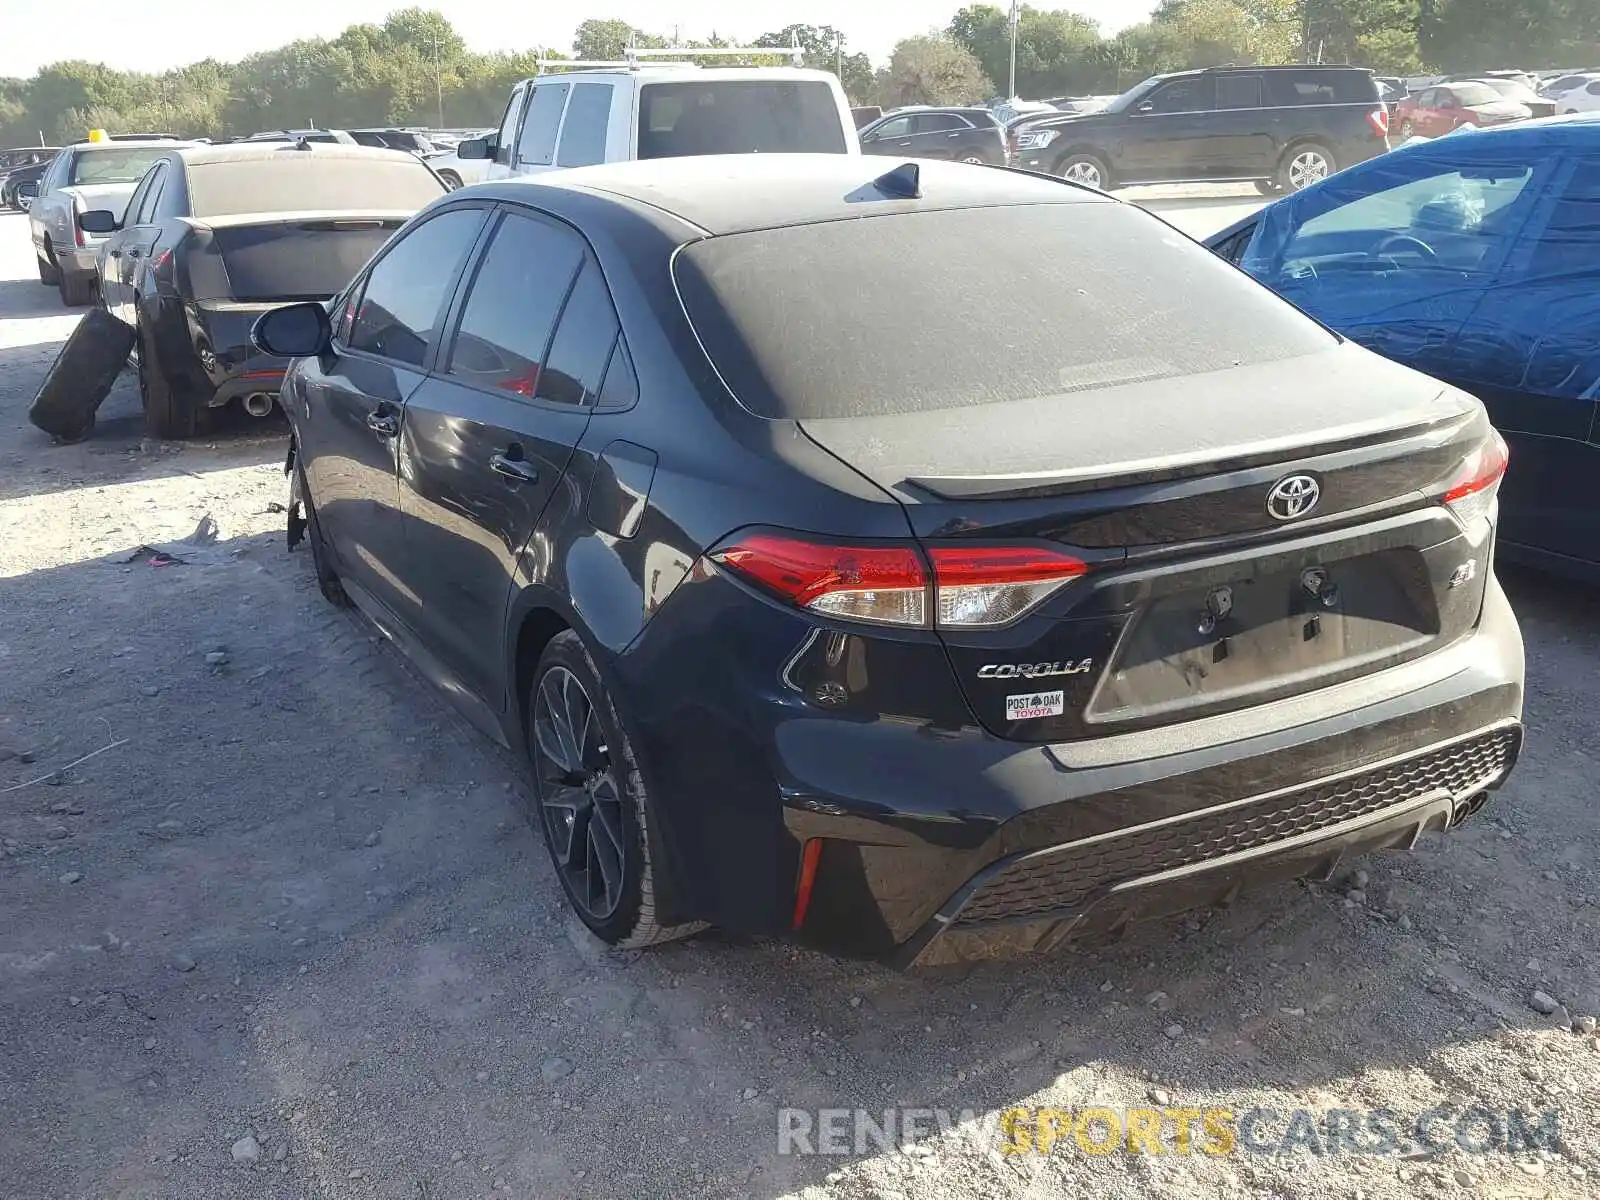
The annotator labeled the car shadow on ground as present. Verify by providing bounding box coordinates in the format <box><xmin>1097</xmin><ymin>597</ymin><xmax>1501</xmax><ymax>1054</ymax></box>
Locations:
<box><xmin>2</xmin><ymin>527</ymin><xmax>1592</xmax><ymax>1197</ymax></box>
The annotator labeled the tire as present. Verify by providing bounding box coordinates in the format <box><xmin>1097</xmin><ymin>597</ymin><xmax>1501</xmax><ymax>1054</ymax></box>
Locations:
<box><xmin>27</xmin><ymin>307</ymin><xmax>135</xmax><ymax>443</ymax></box>
<box><xmin>290</xmin><ymin>453</ymin><xmax>349</xmax><ymax>607</ymax></box>
<box><xmin>438</xmin><ymin>169</ymin><xmax>462</xmax><ymax>190</ymax></box>
<box><xmin>1255</xmin><ymin>179</ymin><xmax>1284</xmax><ymax>197</ymax></box>
<box><xmin>1278</xmin><ymin>142</ymin><xmax>1336</xmax><ymax>192</ymax></box>
<box><xmin>527</xmin><ymin>631</ymin><xmax>705</xmax><ymax>949</ymax></box>
<box><xmin>960</xmin><ymin>154</ymin><xmax>987</xmax><ymax>166</ymax></box>
<box><xmin>137</xmin><ymin>319</ymin><xmax>201</xmax><ymax>440</ymax></box>
<box><xmin>37</xmin><ymin>249</ymin><xmax>59</xmax><ymax>286</ymax></box>
<box><xmin>58</xmin><ymin>269</ymin><xmax>95</xmax><ymax>308</ymax></box>
<box><xmin>1055</xmin><ymin>152</ymin><xmax>1110</xmax><ymax>190</ymax></box>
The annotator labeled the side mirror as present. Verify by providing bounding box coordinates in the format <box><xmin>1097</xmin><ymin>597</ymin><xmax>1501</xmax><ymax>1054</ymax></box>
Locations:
<box><xmin>16</xmin><ymin>180</ymin><xmax>39</xmax><ymax>199</ymax></box>
<box><xmin>252</xmin><ymin>301</ymin><xmax>332</xmax><ymax>359</ymax></box>
<box><xmin>456</xmin><ymin>136</ymin><xmax>492</xmax><ymax>161</ymax></box>
<box><xmin>78</xmin><ymin>209</ymin><xmax>119</xmax><ymax>234</ymax></box>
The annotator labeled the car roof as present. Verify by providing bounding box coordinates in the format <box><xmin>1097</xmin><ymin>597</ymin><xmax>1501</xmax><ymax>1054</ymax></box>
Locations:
<box><xmin>526</xmin><ymin>66</ymin><xmax>838</xmax><ymax>85</ymax></box>
<box><xmin>63</xmin><ymin>138</ymin><xmax>198</xmax><ymax>152</ymax></box>
<box><xmin>469</xmin><ymin>154</ymin><xmax>1106</xmax><ymax>237</ymax></box>
<box><xmin>173</xmin><ymin>142</ymin><xmax>421</xmax><ymax>167</ymax></box>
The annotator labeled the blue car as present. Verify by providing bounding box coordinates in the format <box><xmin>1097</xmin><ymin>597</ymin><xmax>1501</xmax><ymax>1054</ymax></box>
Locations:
<box><xmin>1207</xmin><ymin>114</ymin><xmax>1600</xmax><ymax>583</ymax></box>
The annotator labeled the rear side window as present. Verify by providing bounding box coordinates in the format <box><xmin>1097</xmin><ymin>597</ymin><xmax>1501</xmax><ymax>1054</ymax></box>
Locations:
<box><xmin>916</xmin><ymin>113</ymin><xmax>968</xmax><ymax>133</ymax></box>
<box><xmin>1268</xmin><ymin>71</ymin><xmax>1380</xmax><ymax>106</ymax></box>
<box><xmin>446</xmin><ymin>211</ymin><xmax>584</xmax><ymax>397</ymax></box>
<box><xmin>348</xmin><ymin>207</ymin><xmax>485</xmax><ymax>367</ymax></box>
<box><xmin>675</xmin><ymin>203</ymin><xmax>1332</xmax><ymax>421</ymax></box>
<box><xmin>537</xmin><ymin>259</ymin><xmax>620</xmax><ymax>405</ymax></box>
<box><xmin>1215</xmin><ymin>75</ymin><xmax>1264</xmax><ymax>110</ymax></box>
<box><xmin>557</xmin><ymin>83</ymin><xmax>613</xmax><ymax>168</ymax></box>
<box><xmin>516</xmin><ymin>83</ymin><xmax>570</xmax><ymax>168</ymax></box>
<box><xmin>637</xmin><ymin>81</ymin><xmax>847</xmax><ymax>157</ymax></box>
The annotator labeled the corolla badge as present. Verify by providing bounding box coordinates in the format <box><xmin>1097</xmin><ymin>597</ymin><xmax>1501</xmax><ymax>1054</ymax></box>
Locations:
<box><xmin>978</xmin><ymin>660</ymin><xmax>1093</xmax><ymax>680</ymax></box>
<box><xmin>1266</xmin><ymin>473</ymin><xmax>1321</xmax><ymax>521</ymax></box>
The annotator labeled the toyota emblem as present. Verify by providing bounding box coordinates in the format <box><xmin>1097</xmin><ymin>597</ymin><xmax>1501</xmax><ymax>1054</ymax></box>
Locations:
<box><xmin>1266</xmin><ymin>474</ymin><xmax>1320</xmax><ymax>521</ymax></box>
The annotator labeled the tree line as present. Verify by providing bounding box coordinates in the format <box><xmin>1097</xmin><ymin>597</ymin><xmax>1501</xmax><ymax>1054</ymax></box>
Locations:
<box><xmin>1</xmin><ymin>2</ymin><xmax>1597</xmax><ymax>147</ymax></box>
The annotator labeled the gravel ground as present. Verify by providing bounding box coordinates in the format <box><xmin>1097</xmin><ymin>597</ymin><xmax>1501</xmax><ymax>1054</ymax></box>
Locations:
<box><xmin>1</xmin><ymin>201</ymin><xmax>1598</xmax><ymax>1200</ymax></box>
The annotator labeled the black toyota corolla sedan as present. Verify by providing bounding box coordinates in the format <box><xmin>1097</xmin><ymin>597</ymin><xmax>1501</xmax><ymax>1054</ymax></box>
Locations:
<box><xmin>253</xmin><ymin>155</ymin><xmax>1525</xmax><ymax>965</ymax></box>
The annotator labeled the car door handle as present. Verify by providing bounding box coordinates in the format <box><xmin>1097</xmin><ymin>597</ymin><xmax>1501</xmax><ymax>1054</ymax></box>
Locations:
<box><xmin>366</xmin><ymin>409</ymin><xmax>400</xmax><ymax>437</ymax></box>
<box><xmin>948</xmin><ymin>132</ymin><xmax>962</xmax><ymax>139</ymax></box>
<box><xmin>127</xmin><ymin>248</ymin><xmax>143</xmax><ymax>259</ymax></box>
<box><xmin>895</xmin><ymin>139</ymin><xmax>913</xmax><ymax>147</ymax></box>
<box><xmin>490</xmin><ymin>451</ymin><xmax>539</xmax><ymax>483</ymax></box>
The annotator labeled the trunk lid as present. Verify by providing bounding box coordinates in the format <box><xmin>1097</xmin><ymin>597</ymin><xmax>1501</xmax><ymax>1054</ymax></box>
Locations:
<box><xmin>800</xmin><ymin>346</ymin><xmax>1493</xmax><ymax>744</ymax></box>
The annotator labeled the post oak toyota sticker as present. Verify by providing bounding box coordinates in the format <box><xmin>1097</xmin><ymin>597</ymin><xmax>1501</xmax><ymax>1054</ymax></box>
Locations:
<box><xmin>1006</xmin><ymin>690</ymin><xmax>1065</xmax><ymax>721</ymax></box>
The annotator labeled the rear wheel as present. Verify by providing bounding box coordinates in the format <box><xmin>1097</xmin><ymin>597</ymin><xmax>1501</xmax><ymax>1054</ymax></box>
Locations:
<box><xmin>527</xmin><ymin>631</ymin><xmax>704</xmax><ymax>949</ymax></box>
<box><xmin>1056</xmin><ymin>152</ymin><xmax>1110</xmax><ymax>190</ymax></box>
<box><xmin>960</xmin><ymin>154</ymin><xmax>987</xmax><ymax>166</ymax></box>
<box><xmin>137</xmin><ymin>319</ymin><xmax>201</xmax><ymax>440</ymax></box>
<box><xmin>1279</xmin><ymin>143</ymin><xmax>1336</xmax><ymax>192</ymax></box>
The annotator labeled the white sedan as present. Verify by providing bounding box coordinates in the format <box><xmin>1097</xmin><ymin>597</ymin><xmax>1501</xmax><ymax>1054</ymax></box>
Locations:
<box><xmin>1554</xmin><ymin>76</ymin><xmax>1600</xmax><ymax>113</ymax></box>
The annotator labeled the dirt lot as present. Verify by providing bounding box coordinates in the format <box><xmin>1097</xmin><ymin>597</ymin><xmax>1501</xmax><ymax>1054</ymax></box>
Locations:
<box><xmin>1</xmin><ymin>201</ymin><xmax>1598</xmax><ymax>1200</ymax></box>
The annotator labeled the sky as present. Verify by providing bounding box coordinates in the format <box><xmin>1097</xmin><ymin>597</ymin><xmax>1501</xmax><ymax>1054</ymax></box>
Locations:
<box><xmin>0</xmin><ymin>1</ymin><xmax>1158</xmax><ymax>79</ymax></box>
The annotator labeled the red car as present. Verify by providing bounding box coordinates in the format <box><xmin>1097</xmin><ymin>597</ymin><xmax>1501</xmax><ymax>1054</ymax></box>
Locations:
<box><xmin>1394</xmin><ymin>81</ymin><xmax>1532</xmax><ymax>139</ymax></box>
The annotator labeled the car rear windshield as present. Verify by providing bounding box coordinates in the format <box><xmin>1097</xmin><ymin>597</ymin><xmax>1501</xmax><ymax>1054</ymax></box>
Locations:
<box><xmin>213</xmin><ymin>221</ymin><xmax>402</xmax><ymax>301</ymax></box>
<box><xmin>675</xmin><ymin>203</ymin><xmax>1335</xmax><ymax>421</ymax></box>
<box><xmin>69</xmin><ymin>148</ymin><xmax>169</xmax><ymax>185</ymax></box>
<box><xmin>187</xmin><ymin>157</ymin><xmax>443</xmax><ymax>216</ymax></box>
<box><xmin>637</xmin><ymin>81</ymin><xmax>847</xmax><ymax>158</ymax></box>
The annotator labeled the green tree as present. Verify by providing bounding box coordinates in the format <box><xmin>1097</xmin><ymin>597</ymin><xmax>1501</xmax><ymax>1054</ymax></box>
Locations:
<box><xmin>875</xmin><ymin>36</ymin><xmax>993</xmax><ymax>107</ymax></box>
<box><xmin>755</xmin><ymin>24</ymin><xmax>875</xmax><ymax>100</ymax></box>
<box><xmin>572</xmin><ymin>18</ymin><xmax>665</xmax><ymax>61</ymax></box>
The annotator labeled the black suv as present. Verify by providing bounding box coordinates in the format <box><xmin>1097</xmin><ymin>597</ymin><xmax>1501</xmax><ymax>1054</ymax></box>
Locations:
<box><xmin>1011</xmin><ymin>65</ymin><xmax>1390</xmax><ymax>193</ymax></box>
<box><xmin>859</xmin><ymin>107</ymin><xmax>1006</xmax><ymax>165</ymax></box>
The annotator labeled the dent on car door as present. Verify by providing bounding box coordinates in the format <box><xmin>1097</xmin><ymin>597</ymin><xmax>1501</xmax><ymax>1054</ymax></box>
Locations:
<box><xmin>397</xmin><ymin>208</ymin><xmax>619</xmax><ymax>708</ymax></box>
<box><xmin>299</xmin><ymin>205</ymin><xmax>489</xmax><ymax>630</ymax></box>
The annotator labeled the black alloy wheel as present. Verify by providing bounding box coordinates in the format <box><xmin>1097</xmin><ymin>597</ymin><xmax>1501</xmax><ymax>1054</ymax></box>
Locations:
<box><xmin>532</xmin><ymin>663</ymin><xmax>630</xmax><ymax>924</ymax></box>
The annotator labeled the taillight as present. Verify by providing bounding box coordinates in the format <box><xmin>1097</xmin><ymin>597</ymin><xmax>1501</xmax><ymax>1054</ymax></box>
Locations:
<box><xmin>711</xmin><ymin>533</ymin><xmax>927</xmax><ymax>626</ymax></box>
<box><xmin>709</xmin><ymin>531</ymin><xmax>1089</xmax><ymax>629</ymax></box>
<box><xmin>927</xmin><ymin>545</ymin><xmax>1088</xmax><ymax>627</ymax></box>
<box><xmin>1367</xmin><ymin>107</ymin><xmax>1390</xmax><ymax>138</ymax></box>
<box><xmin>73</xmin><ymin>214</ymin><xmax>85</xmax><ymax>248</ymax></box>
<box><xmin>151</xmin><ymin>248</ymin><xmax>172</xmax><ymax>273</ymax></box>
<box><xmin>1442</xmin><ymin>431</ymin><xmax>1509</xmax><ymax>527</ymax></box>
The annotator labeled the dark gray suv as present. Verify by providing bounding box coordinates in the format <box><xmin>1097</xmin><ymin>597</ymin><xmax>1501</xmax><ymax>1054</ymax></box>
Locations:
<box><xmin>1010</xmin><ymin>65</ymin><xmax>1392</xmax><ymax>193</ymax></box>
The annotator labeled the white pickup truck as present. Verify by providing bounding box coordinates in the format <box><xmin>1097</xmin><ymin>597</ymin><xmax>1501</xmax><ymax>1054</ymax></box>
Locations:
<box><xmin>458</xmin><ymin>51</ymin><xmax>857</xmax><ymax>179</ymax></box>
<box><xmin>28</xmin><ymin>137</ymin><xmax>191</xmax><ymax>306</ymax></box>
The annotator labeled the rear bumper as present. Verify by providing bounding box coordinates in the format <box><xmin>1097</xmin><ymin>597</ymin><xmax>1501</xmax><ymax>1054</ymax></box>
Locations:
<box><xmin>57</xmin><ymin>247</ymin><xmax>99</xmax><ymax>277</ymax></box>
<box><xmin>182</xmin><ymin>302</ymin><xmax>293</xmax><ymax>406</ymax></box>
<box><xmin>767</xmin><ymin>575</ymin><xmax>1523</xmax><ymax>962</ymax></box>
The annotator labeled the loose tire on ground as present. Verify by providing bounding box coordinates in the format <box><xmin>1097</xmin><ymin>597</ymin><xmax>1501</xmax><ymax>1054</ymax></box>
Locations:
<box><xmin>27</xmin><ymin>307</ymin><xmax>135</xmax><ymax>443</ymax></box>
<box><xmin>527</xmin><ymin>630</ymin><xmax>706</xmax><ymax>950</ymax></box>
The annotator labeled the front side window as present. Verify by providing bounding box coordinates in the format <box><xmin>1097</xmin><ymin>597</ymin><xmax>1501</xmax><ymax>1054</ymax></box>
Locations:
<box><xmin>348</xmin><ymin>207</ymin><xmax>485</xmax><ymax>368</ymax></box>
<box><xmin>1146</xmin><ymin>79</ymin><xmax>1207</xmax><ymax>113</ymax></box>
<box><xmin>872</xmin><ymin>116</ymin><xmax>913</xmax><ymax>139</ymax></box>
<box><xmin>497</xmin><ymin>84</ymin><xmax>527</xmax><ymax>150</ymax></box>
<box><xmin>446</xmin><ymin>211</ymin><xmax>584</xmax><ymax>397</ymax></box>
